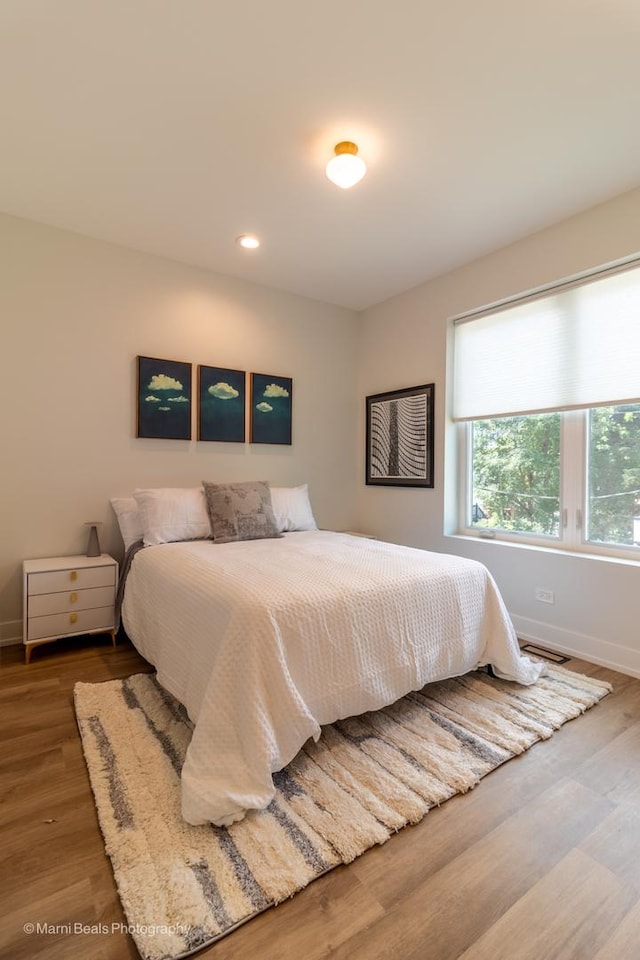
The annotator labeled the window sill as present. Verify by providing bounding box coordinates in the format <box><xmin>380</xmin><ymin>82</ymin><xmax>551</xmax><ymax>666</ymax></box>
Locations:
<box><xmin>446</xmin><ymin>532</ymin><xmax>640</xmax><ymax>567</ymax></box>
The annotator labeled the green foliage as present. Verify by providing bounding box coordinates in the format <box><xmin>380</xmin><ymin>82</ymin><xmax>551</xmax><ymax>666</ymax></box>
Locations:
<box><xmin>472</xmin><ymin>414</ymin><xmax>560</xmax><ymax>535</ymax></box>
<box><xmin>588</xmin><ymin>405</ymin><xmax>640</xmax><ymax>545</ymax></box>
<box><xmin>471</xmin><ymin>405</ymin><xmax>640</xmax><ymax>546</ymax></box>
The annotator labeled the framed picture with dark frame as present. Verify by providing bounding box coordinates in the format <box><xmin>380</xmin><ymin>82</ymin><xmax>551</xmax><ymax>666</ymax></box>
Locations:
<box><xmin>366</xmin><ymin>383</ymin><xmax>434</xmax><ymax>487</ymax></box>
<box><xmin>250</xmin><ymin>372</ymin><xmax>293</xmax><ymax>445</ymax></box>
<box><xmin>136</xmin><ymin>356</ymin><xmax>192</xmax><ymax>440</ymax></box>
<box><xmin>198</xmin><ymin>365</ymin><xmax>246</xmax><ymax>442</ymax></box>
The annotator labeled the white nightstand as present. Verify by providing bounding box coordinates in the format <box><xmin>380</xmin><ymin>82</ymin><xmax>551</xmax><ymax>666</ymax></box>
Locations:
<box><xmin>22</xmin><ymin>554</ymin><xmax>118</xmax><ymax>664</ymax></box>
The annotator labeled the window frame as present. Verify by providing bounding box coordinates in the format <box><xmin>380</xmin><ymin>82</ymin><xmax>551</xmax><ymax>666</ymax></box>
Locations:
<box><xmin>459</xmin><ymin>408</ymin><xmax>640</xmax><ymax>561</ymax></box>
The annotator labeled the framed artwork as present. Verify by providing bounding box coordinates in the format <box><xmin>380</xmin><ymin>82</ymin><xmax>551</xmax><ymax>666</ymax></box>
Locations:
<box><xmin>366</xmin><ymin>383</ymin><xmax>434</xmax><ymax>487</ymax></box>
<box><xmin>250</xmin><ymin>373</ymin><xmax>293</xmax><ymax>445</ymax></box>
<box><xmin>136</xmin><ymin>356</ymin><xmax>192</xmax><ymax>440</ymax></box>
<box><xmin>198</xmin><ymin>366</ymin><xmax>246</xmax><ymax>442</ymax></box>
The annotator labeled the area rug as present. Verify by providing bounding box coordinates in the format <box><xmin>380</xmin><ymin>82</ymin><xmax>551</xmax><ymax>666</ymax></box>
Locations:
<box><xmin>74</xmin><ymin>665</ymin><xmax>611</xmax><ymax>960</ymax></box>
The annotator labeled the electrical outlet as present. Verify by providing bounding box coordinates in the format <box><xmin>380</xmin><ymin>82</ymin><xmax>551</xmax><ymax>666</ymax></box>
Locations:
<box><xmin>535</xmin><ymin>587</ymin><xmax>555</xmax><ymax>604</ymax></box>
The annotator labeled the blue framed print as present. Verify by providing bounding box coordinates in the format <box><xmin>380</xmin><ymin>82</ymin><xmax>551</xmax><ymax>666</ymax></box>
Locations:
<box><xmin>198</xmin><ymin>365</ymin><xmax>246</xmax><ymax>442</ymax></box>
<box><xmin>136</xmin><ymin>356</ymin><xmax>192</xmax><ymax>440</ymax></box>
<box><xmin>250</xmin><ymin>373</ymin><xmax>292</xmax><ymax>445</ymax></box>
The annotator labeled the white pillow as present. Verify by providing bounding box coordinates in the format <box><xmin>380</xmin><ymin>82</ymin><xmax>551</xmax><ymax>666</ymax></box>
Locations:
<box><xmin>133</xmin><ymin>487</ymin><xmax>212</xmax><ymax>546</ymax></box>
<box><xmin>110</xmin><ymin>497</ymin><xmax>144</xmax><ymax>551</ymax></box>
<box><xmin>270</xmin><ymin>484</ymin><xmax>318</xmax><ymax>533</ymax></box>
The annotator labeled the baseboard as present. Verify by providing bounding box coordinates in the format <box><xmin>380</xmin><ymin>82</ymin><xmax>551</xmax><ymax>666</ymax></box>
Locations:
<box><xmin>511</xmin><ymin>614</ymin><xmax>640</xmax><ymax>679</ymax></box>
<box><xmin>0</xmin><ymin>620</ymin><xmax>22</xmax><ymax>647</ymax></box>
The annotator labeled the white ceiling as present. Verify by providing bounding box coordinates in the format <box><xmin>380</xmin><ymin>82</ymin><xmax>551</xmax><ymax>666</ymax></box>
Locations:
<box><xmin>2</xmin><ymin>1</ymin><xmax>639</xmax><ymax>311</ymax></box>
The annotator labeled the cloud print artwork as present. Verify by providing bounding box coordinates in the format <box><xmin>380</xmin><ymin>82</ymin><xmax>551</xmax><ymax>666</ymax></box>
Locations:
<box><xmin>198</xmin><ymin>366</ymin><xmax>246</xmax><ymax>442</ymax></box>
<box><xmin>250</xmin><ymin>373</ymin><xmax>292</xmax><ymax>445</ymax></box>
<box><xmin>137</xmin><ymin>357</ymin><xmax>192</xmax><ymax>439</ymax></box>
<box><xmin>209</xmin><ymin>382</ymin><xmax>239</xmax><ymax>400</ymax></box>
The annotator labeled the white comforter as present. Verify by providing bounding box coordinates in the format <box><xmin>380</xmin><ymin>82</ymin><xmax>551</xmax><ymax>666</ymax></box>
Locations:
<box><xmin>121</xmin><ymin>531</ymin><xmax>544</xmax><ymax>825</ymax></box>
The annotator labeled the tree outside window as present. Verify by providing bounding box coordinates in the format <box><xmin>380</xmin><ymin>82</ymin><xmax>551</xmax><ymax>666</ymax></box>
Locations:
<box><xmin>470</xmin><ymin>403</ymin><xmax>640</xmax><ymax>551</ymax></box>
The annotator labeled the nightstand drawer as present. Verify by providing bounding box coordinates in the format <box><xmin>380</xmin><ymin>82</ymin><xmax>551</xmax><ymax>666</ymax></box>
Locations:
<box><xmin>28</xmin><ymin>585</ymin><xmax>115</xmax><ymax>618</ymax></box>
<box><xmin>28</xmin><ymin>565</ymin><xmax>116</xmax><ymax>596</ymax></box>
<box><xmin>27</xmin><ymin>605</ymin><xmax>115</xmax><ymax>641</ymax></box>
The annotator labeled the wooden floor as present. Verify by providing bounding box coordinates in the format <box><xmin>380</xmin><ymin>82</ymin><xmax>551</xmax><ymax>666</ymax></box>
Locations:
<box><xmin>1</xmin><ymin>637</ymin><xmax>639</xmax><ymax>960</ymax></box>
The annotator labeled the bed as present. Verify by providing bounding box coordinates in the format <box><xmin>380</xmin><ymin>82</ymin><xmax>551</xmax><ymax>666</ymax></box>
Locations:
<box><xmin>120</xmin><ymin>526</ymin><xmax>544</xmax><ymax>826</ymax></box>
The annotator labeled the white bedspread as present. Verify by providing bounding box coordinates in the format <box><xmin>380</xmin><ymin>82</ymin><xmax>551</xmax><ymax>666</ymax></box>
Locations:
<box><xmin>121</xmin><ymin>531</ymin><xmax>544</xmax><ymax>825</ymax></box>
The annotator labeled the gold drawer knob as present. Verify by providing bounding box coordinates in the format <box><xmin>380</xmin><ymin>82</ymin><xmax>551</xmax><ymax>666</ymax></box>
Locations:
<box><xmin>70</xmin><ymin>571</ymin><xmax>78</xmax><ymax>582</ymax></box>
<box><xmin>69</xmin><ymin>592</ymin><xmax>78</xmax><ymax>603</ymax></box>
<box><xmin>70</xmin><ymin>613</ymin><xmax>78</xmax><ymax>624</ymax></box>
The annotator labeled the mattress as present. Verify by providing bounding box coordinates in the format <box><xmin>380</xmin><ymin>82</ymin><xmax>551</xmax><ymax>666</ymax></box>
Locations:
<box><xmin>121</xmin><ymin>531</ymin><xmax>544</xmax><ymax>825</ymax></box>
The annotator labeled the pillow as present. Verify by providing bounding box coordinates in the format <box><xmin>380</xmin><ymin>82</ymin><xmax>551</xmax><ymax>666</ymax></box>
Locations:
<box><xmin>270</xmin><ymin>484</ymin><xmax>318</xmax><ymax>532</ymax></box>
<box><xmin>133</xmin><ymin>487</ymin><xmax>212</xmax><ymax>546</ymax></box>
<box><xmin>202</xmin><ymin>480</ymin><xmax>282</xmax><ymax>544</ymax></box>
<box><xmin>110</xmin><ymin>497</ymin><xmax>144</xmax><ymax>551</ymax></box>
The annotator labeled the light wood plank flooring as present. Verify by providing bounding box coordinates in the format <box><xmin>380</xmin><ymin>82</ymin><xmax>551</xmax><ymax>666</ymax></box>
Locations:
<box><xmin>1</xmin><ymin>636</ymin><xmax>639</xmax><ymax>960</ymax></box>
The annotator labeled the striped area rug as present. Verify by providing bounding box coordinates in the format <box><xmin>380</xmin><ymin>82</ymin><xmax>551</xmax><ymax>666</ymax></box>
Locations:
<box><xmin>74</xmin><ymin>665</ymin><xmax>611</xmax><ymax>960</ymax></box>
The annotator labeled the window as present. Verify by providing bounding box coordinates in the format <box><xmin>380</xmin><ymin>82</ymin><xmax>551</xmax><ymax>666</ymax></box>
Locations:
<box><xmin>468</xmin><ymin>405</ymin><xmax>640</xmax><ymax>551</ymax></box>
<box><xmin>470</xmin><ymin>413</ymin><xmax>561</xmax><ymax>538</ymax></box>
<box><xmin>587</xmin><ymin>404</ymin><xmax>640</xmax><ymax>548</ymax></box>
<box><xmin>453</xmin><ymin>258</ymin><xmax>640</xmax><ymax>556</ymax></box>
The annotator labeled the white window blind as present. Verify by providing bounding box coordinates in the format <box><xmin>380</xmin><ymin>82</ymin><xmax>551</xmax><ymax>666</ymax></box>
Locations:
<box><xmin>453</xmin><ymin>260</ymin><xmax>640</xmax><ymax>421</ymax></box>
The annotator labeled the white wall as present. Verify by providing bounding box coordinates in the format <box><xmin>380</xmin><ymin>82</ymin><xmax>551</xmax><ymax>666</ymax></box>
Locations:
<box><xmin>357</xmin><ymin>187</ymin><xmax>640</xmax><ymax>678</ymax></box>
<box><xmin>0</xmin><ymin>215</ymin><xmax>359</xmax><ymax>639</ymax></box>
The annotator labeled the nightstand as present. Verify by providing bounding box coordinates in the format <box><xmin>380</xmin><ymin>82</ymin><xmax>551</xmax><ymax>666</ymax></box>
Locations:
<box><xmin>22</xmin><ymin>555</ymin><xmax>118</xmax><ymax>664</ymax></box>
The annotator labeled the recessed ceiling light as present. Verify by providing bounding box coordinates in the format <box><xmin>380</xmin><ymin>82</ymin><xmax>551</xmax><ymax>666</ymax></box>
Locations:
<box><xmin>236</xmin><ymin>234</ymin><xmax>260</xmax><ymax>249</ymax></box>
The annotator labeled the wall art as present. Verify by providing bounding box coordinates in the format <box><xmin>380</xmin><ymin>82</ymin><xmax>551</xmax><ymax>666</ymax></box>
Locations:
<box><xmin>136</xmin><ymin>356</ymin><xmax>192</xmax><ymax>440</ymax></box>
<box><xmin>366</xmin><ymin>383</ymin><xmax>434</xmax><ymax>487</ymax></box>
<box><xmin>198</xmin><ymin>365</ymin><xmax>246</xmax><ymax>442</ymax></box>
<box><xmin>250</xmin><ymin>373</ymin><xmax>293</xmax><ymax>445</ymax></box>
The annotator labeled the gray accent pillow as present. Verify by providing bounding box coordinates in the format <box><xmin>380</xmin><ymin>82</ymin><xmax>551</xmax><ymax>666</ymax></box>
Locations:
<box><xmin>202</xmin><ymin>480</ymin><xmax>282</xmax><ymax>544</ymax></box>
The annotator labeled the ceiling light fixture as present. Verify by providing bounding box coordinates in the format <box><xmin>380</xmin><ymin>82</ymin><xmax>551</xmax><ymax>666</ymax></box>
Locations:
<box><xmin>236</xmin><ymin>234</ymin><xmax>260</xmax><ymax>249</ymax></box>
<box><xmin>326</xmin><ymin>141</ymin><xmax>366</xmax><ymax>189</ymax></box>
